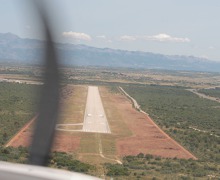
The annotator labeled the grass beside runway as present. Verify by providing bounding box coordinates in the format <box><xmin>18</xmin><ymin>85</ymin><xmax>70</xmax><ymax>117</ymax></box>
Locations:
<box><xmin>58</xmin><ymin>85</ymin><xmax>87</xmax><ymax>125</ymax></box>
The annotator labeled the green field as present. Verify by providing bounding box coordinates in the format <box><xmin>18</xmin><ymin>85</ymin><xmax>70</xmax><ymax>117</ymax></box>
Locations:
<box><xmin>0</xmin><ymin>146</ymin><xmax>94</xmax><ymax>174</ymax></box>
<box><xmin>0</xmin><ymin>82</ymin><xmax>40</xmax><ymax>145</ymax></box>
<box><xmin>198</xmin><ymin>88</ymin><xmax>220</xmax><ymax>99</ymax></box>
<box><xmin>1</xmin><ymin>72</ymin><xmax>220</xmax><ymax>179</ymax></box>
<box><xmin>122</xmin><ymin>85</ymin><xmax>220</xmax><ymax>163</ymax></box>
<box><xmin>105</xmin><ymin>153</ymin><xmax>219</xmax><ymax>179</ymax></box>
<box><xmin>0</xmin><ymin>82</ymin><xmax>94</xmax><ymax>174</ymax></box>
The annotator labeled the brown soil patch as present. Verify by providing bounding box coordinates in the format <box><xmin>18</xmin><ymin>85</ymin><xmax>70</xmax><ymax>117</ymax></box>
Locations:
<box><xmin>52</xmin><ymin>132</ymin><xmax>81</xmax><ymax>152</ymax></box>
<box><xmin>6</xmin><ymin>124</ymin><xmax>33</xmax><ymax>148</ymax></box>
<box><xmin>100</xmin><ymin>87</ymin><xmax>196</xmax><ymax>160</ymax></box>
<box><xmin>7</xmin><ymin>84</ymin><xmax>196</xmax><ymax>162</ymax></box>
<box><xmin>6</xmin><ymin>85</ymin><xmax>86</xmax><ymax>153</ymax></box>
<box><xmin>8</xmin><ymin>126</ymin><xmax>81</xmax><ymax>152</ymax></box>
<box><xmin>5</xmin><ymin>115</ymin><xmax>37</xmax><ymax>148</ymax></box>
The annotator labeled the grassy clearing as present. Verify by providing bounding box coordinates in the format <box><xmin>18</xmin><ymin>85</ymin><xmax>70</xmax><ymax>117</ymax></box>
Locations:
<box><xmin>79</xmin><ymin>133</ymin><xmax>99</xmax><ymax>154</ymax></box>
<box><xmin>100</xmin><ymin>86</ymin><xmax>132</xmax><ymax>137</ymax></box>
<box><xmin>76</xmin><ymin>86</ymin><xmax>133</xmax><ymax>165</ymax></box>
<box><xmin>59</xmin><ymin>85</ymin><xmax>87</xmax><ymax>125</ymax></box>
<box><xmin>56</xmin><ymin>125</ymin><xmax>83</xmax><ymax>130</ymax></box>
<box><xmin>101</xmin><ymin>134</ymin><xmax>116</xmax><ymax>156</ymax></box>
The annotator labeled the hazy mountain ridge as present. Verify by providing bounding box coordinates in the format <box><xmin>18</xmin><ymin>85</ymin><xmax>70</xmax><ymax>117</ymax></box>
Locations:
<box><xmin>0</xmin><ymin>33</ymin><xmax>220</xmax><ymax>72</ymax></box>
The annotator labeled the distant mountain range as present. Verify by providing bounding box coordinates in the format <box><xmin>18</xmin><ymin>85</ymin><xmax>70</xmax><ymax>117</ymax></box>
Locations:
<box><xmin>0</xmin><ymin>32</ymin><xmax>220</xmax><ymax>72</ymax></box>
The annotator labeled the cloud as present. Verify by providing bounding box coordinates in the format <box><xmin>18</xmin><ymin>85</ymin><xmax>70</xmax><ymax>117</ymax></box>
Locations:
<box><xmin>96</xmin><ymin>35</ymin><xmax>113</xmax><ymax>43</ymax></box>
<box><xmin>119</xmin><ymin>35</ymin><xmax>136</xmax><ymax>41</ymax></box>
<box><xmin>62</xmin><ymin>32</ymin><xmax>189</xmax><ymax>44</ymax></box>
<box><xmin>145</xmin><ymin>33</ymin><xmax>190</xmax><ymax>43</ymax></box>
<box><xmin>62</xmin><ymin>31</ymin><xmax>92</xmax><ymax>41</ymax></box>
<box><xmin>119</xmin><ymin>33</ymin><xmax>190</xmax><ymax>43</ymax></box>
<box><xmin>96</xmin><ymin>35</ymin><xmax>106</xmax><ymax>39</ymax></box>
<box><xmin>208</xmin><ymin>46</ymin><xmax>215</xmax><ymax>49</ymax></box>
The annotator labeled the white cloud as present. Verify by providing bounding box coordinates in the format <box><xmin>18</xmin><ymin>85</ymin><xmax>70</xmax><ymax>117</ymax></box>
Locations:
<box><xmin>145</xmin><ymin>33</ymin><xmax>190</xmax><ymax>43</ymax></box>
<box><xmin>119</xmin><ymin>33</ymin><xmax>190</xmax><ymax>43</ymax></box>
<box><xmin>119</xmin><ymin>35</ymin><xmax>136</xmax><ymax>41</ymax></box>
<box><xmin>62</xmin><ymin>31</ymin><xmax>92</xmax><ymax>41</ymax></box>
<box><xmin>96</xmin><ymin>35</ymin><xmax>106</xmax><ymax>39</ymax></box>
<box><xmin>208</xmin><ymin>46</ymin><xmax>215</xmax><ymax>49</ymax></box>
<box><xmin>96</xmin><ymin>35</ymin><xmax>113</xmax><ymax>43</ymax></box>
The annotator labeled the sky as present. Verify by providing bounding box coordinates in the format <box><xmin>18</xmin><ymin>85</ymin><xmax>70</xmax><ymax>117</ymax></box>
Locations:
<box><xmin>1</xmin><ymin>0</ymin><xmax>220</xmax><ymax>61</ymax></box>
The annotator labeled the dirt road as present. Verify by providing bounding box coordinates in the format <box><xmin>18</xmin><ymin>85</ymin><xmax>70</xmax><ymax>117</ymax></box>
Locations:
<box><xmin>187</xmin><ymin>89</ymin><xmax>220</xmax><ymax>103</ymax></box>
<box><xmin>110</xmin><ymin>87</ymin><xmax>197</xmax><ymax>159</ymax></box>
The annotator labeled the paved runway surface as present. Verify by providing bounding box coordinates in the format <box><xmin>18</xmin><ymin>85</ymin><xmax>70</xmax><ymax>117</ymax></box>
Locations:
<box><xmin>83</xmin><ymin>86</ymin><xmax>111</xmax><ymax>134</ymax></box>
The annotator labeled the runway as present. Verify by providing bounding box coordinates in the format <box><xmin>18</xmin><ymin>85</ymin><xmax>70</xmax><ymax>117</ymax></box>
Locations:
<box><xmin>82</xmin><ymin>86</ymin><xmax>111</xmax><ymax>134</ymax></box>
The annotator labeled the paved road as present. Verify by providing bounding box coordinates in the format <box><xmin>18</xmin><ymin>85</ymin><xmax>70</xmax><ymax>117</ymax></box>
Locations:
<box><xmin>83</xmin><ymin>86</ymin><xmax>111</xmax><ymax>134</ymax></box>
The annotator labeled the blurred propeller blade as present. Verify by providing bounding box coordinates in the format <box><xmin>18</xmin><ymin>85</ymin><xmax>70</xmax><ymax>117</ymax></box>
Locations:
<box><xmin>29</xmin><ymin>1</ymin><xmax>60</xmax><ymax>166</ymax></box>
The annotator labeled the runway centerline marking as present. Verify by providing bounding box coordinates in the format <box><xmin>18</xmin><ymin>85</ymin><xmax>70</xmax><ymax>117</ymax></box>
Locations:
<box><xmin>82</xmin><ymin>86</ymin><xmax>111</xmax><ymax>134</ymax></box>
<box><xmin>55</xmin><ymin>86</ymin><xmax>111</xmax><ymax>134</ymax></box>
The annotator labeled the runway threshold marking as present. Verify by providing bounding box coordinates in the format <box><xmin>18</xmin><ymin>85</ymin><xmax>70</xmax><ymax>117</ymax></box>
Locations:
<box><xmin>55</xmin><ymin>86</ymin><xmax>111</xmax><ymax>134</ymax></box>
<box><xmin>82</xmin><ymin>86</ymin><xmax>111</xmax><ymax>134</ymax></box>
